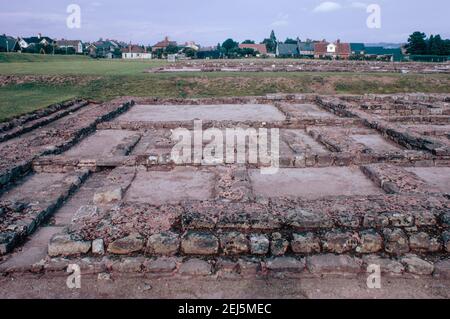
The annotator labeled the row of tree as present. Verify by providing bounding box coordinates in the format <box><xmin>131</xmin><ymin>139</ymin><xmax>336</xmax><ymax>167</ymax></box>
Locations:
<box><xmin>406</xmin><ymin>32</ymin><xmax>450</xmax><ymax>56</ymax></box>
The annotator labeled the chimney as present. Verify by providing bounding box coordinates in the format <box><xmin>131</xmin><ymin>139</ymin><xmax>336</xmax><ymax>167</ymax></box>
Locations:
<box><xmin>336</xmin><ymin>39</ymin><xmax>340</xmax><ymax>44</ymax></box>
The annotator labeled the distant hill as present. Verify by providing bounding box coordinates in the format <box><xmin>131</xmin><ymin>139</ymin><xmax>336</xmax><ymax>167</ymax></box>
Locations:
<box><xmin>365</xmin><ymin>43</ymin><xmax>404</xmax><ymax>49</ymax></box>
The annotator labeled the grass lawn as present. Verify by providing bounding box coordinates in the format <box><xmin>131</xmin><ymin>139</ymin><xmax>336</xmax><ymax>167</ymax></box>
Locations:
<box><xmin>0</xmin><ymin>53</ymin><xmax>449</xmax><ymax>121</ymax></box>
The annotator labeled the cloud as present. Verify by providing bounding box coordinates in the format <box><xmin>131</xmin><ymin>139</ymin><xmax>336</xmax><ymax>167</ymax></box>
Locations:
<box><xmin>0</xmin><ymin>11</ymin><xmax>65</xmax><ymax>23</ymax></box>
<box><xmin>270</xmin><ymin>13</ymin><xmax>289</xmax><ymax>27</ymax></box>
<box><xmin>350</xmin><ymin>2</ymin><xmax>368</xmax><ymax>9</ymax></box>
<box><xmin>313</xmin><ymin>1</ymin><xmax>342</xmax><ymax>13</ymax></box>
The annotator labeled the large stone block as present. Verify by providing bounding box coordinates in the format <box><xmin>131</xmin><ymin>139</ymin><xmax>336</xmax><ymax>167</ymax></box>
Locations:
<box><xmin>220</xmin><ymin>232</ymin><xmax>250</xmax><ymax>255</ymax></box>
<box><xmin>249</xmin><ymin>234</ymin><xmax>270</xmax><ymax>255</ymax></box>
<box><xmin>356</xmin><ymin>230</ymin><xmax>383</xmax><ymax>254</ymax></box>
<box><xmin>147</xmin><ymin>231</ymin><xmax>180</xmax><ymax>256</ymax></box>
<box><xmin>401</xmin><ymin>255</ymin><xmax>434</xmax><ymax>275</ymax></box>
<box><xmin>285</xmin><ymin>209</ymin><xmax>333</xmax><ymax>231</ymax></box>
<box><xmin>306</xmin><ymin>254</ymin><xmax>362</xmax><ymax>274</ymax></box>
<box><xmin>107</xmin><ymin>233</ymin><xmax>144</xmax><ymax>255</ymax></box>
<box><xmin>322</xmin><ymin>231</ymin><xmax>357</xmax><ymax>254</ymax></box>
<box><xmin>48</xmin><ymin>234</ymin><xmax>91</xmax><ymax>257</ymax></box>
<box><xmin>178</xmin><ymin>258</ymin><xmax>212</xmax><ymax>276</ymax></box>
<box><xmin>291</xmin><ymin>233</ymin><xmax>321</xmax><ymax>254</ymax></box>
<box><xmin>266</xmin><ymin>257</ymin><xmax>305</xmax><ymax>273</ymax></box>
<box><xmin>181</xmin><ymin>231</ymin><xmax>219</xmax><ymax>255</ymax></box>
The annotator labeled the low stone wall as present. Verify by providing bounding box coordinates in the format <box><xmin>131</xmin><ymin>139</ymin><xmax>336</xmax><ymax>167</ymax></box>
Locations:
<box><xmin>146</xmin><ymin>59</ymin><xmax>450</xmax><ymax>74</ymax></box>
<box><xmin>0</xmin><ymin>99</ymin><xmax>135</xmax><ymax>189</ymax></box>
<box><xmin>0</xmin><ymin>100</ymin><xmax>89</xmax><ymax>143</ymax></box>
<box><xmin>0</xmin><ymin>170</ymin><xmax>90</xmax><ymax>255</ymax></box>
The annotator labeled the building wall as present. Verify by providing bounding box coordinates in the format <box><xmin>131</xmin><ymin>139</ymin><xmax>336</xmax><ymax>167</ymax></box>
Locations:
<box><xmin>122</xmin><ymin>52</ymin><xmax>152</xmax><ymax>59</ymax></box>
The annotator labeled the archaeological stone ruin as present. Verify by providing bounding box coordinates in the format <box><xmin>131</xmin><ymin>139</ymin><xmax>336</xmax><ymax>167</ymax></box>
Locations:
<box><xmin>0</xmin><ymin>93</ymin><xmax>449</xmax><ymax>279</ymax></box>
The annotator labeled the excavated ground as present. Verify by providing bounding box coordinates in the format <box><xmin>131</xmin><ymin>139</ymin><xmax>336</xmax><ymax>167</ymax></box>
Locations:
<box><xmin>147</xmin><ymin>59</ymin><xmax>450</xmax><ymax>74</ymax></box>
<box><xmin>0</xmin><ymin>93</ymin><xmax>449</xmax><ymax>298</ymax></box>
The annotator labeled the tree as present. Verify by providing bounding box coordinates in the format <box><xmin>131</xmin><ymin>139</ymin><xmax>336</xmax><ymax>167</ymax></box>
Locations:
<box><xmin>222</xmin><ymin>38</ymin><xmax>239</xmax><ymax>54</ymax></box>
<box><xmin>406</xmin><ymin>31</ymin><xmax>427</xmax><ymax>55</ymax></box>
<box><xmin>429</xmin><ymin>34</ymin><xmax>447</xmax><ymax>55</ymax></box>
<box><xmin>270</xmin><ymin>30</ymin><xmax>277</xmax><ymax>43</ymax></box>
<box><xmin>284</xmin><ymin>38</ymin><xmax>297</xmax><ymax>44</ymax></box>
<box><xmin>261</xmin><ymin>30</ymin><xmax>277</xmax><ymax>53</ymax></box>
<box><xmin>242</xmin><ymin>40</ymin><xmax>255</xmax><ymax>44</ymax></box>
<box><xmin>183</xmin><ymin>47</ymin><xmax>197</xmax><ymax>58</ymax></box>
<box><xmin>165</xmin><ymin>44</ymin><xmax>179</xmax><ymax>54</ymax></box>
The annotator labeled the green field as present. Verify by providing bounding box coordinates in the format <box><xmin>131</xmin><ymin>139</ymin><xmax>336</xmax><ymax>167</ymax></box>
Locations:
<box><xmin>0</xmin><ymin>53</ymin><xmax>449</xmax><ymax>121</ymax></box>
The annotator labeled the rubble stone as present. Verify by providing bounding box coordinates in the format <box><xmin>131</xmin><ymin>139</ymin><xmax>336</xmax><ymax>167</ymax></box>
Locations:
<box><xmin>291</xmin><ymin>233</ymin><xmax>321</xmax><ymax>254</ymax></box>
<box><xmin>356</xmin><ymin>230</ymin><xmax>383</xmax><ymax>254</ymax></box>
<box><xmin>93</xmin><ymin>187</ymin><xmax>123</xmax><ymax>204</ymax></box>
<box><xmin>270</xmin><ymin>232</ymin><xmax>289</xmax><ymax>256</ymax></box>
<box><xmin>92</xmin><ymin>239</ymin><xmax>105</xmax><ymax>255</ymax></box>
<box><xmin>413</xmin><ymin>211</ymin><xmax>436</xmax><ymax>226</ymax></box>
<box><xmin>249</xmin><ymin>234</ymin><xmax>270</xmax><ymax>255</ymax></box>
<box><xmin>384</xmin><ymin>229</ymin><xmax>410</xmax><ymax>255</ymax></box>
<box><xmin>443</xmin><ymin>231</ymin><xmax>450</xmax><ymax>252</ymax></box>
<box><xmin>363</xmin><ymin>214</ymin><xmax>389</xmax><ymax>228</ymax></box>
<box><xmin>384</xmin><ymin>212</ymin><xmax>414</xmax><ymax>227</ymax></box>
<box><xmin>285</xmin><ymin>209</ymin><xmax>333</xmax><ymax>230</ymax></box>
<box><xmin>441</xmin><ymin>212</ymin><xmax>450</xmax><ymax>228</ymax></box>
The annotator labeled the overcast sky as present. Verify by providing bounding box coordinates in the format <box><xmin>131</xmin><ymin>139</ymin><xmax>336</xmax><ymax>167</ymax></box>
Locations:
<box><xmin>1</xmin><ymin>0</ymin><xmax>449</xmax><ymax>46</ymax></box>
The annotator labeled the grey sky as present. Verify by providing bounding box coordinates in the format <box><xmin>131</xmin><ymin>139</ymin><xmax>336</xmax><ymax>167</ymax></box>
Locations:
<box><xmin>0</xmin><ymin>0</ymin><xmax>448</xmax><ymax>46</ymax></box>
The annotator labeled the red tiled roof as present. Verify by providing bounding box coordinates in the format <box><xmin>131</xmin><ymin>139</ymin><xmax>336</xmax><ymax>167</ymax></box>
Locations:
<box><xmin>336</xmin><ymin>42</ymin><xmax>351</xmax><ymax>56</ymax></box>
<box><xmin>314</xmin><ymin>42</ymin><xmax>328</xmax><ymax>55</ymax></box>
<box><xmin>238</xmin><ymin>43</ymin><xmax>268</xmax><ymax>54</ymax></box>
<box><xmin>314</xmin><ymin>41</ymin><xmax>351</xmax><ymax>56</ymax></box>
<box><xmin>153</xmin><ymin>37</ymin><xmax>177</xmax><ymax>49</ymax></box>
<box><xmin>121</xmin><ymin>45</ymin><xmax>145</xmax><ymax>54</ymax></box>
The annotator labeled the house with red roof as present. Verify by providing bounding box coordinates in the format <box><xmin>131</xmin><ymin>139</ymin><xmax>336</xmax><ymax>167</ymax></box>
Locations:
<box><xmin>314</xmin><ymin>40</ymin><xmax>351</xmax><ymax>59</ymax></box>
<box><xmin>238</xmin><ymin>43</ymin><xmax>268</xmax><ymax>56</ymax></box>
<box><xmin>152</xmin><ymin>36</ymin><xmax>177</xmax><ymax>52</ymax></box>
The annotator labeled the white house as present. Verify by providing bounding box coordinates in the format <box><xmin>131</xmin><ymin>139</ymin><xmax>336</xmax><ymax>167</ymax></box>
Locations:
<box><xmin>121</xmin><ymin>45</ymin><xmax>152</xmax><ymax>59</ymax></box>
<box><xmin>18</xmin><ymin>34</ymin><xmax>54</xmax><ymax>50</ymax></box>
<box><xmin>56</xmin><ymin>40</ymin><xmax>83</xmax><ymax>53</ymax></box>
<box><xmin>327</xmin><ymin>43</ymin><xmax>337</xmax><ymax>54</ymax></box>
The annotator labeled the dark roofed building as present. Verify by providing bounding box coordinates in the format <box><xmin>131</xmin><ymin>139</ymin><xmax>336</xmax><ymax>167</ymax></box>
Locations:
<box><xmin>350</xmin><ymin>43</ymin><xmax>366</xmax><ymax>55</ymax></box>
<box><xmin>298</xmin><ymin>41</ymin><xmax>315</xmax><ymax>56</ymax></box>
<box><xmin>18</xmin><ymin>34</ymin><xmax>54</xmax><ymax>50</ymax></box>
<box><xmin>0</xmin><ymin>35</ymin><xmax>18</xmax><ymax>52</ymax></box>
<box><xmin>365</xmin><ymin>46</ymin><xmax>403</xmax><ymax>61</ymax></box>
<box><xmin>197</xmin><ymin>46</ymin><xmax>220</xmax><ymax>59</ymax></box>
<box><xmin>276</xmin><ymin>43</ymin><xmax>299</xmax><ymax>57</ymax></box>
